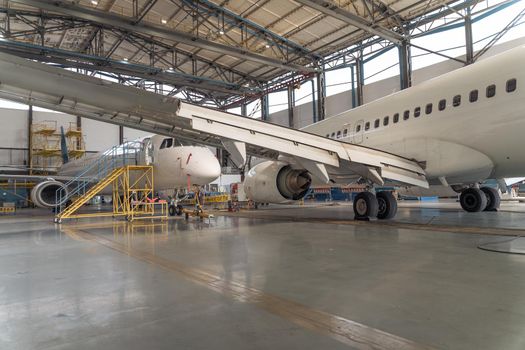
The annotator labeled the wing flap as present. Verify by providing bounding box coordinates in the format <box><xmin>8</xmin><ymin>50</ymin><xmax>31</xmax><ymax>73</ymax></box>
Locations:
<box><xmin>190</xmin><ymin>117</ymin><xmax>341</xmax><ymax>167</ymax></box>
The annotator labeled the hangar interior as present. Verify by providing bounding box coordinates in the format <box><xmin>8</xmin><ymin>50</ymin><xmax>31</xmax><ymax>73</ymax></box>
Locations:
<box><xmin>0</xmin><ymin>0</ymin><xmax>525</xmax><ymax>349</ymax></box>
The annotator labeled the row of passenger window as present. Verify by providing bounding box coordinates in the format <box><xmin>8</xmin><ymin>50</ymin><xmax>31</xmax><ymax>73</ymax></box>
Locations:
<box><xmin>326</xmin><ymin>78</ymin><xmax>517</xmax><ymax>138</ymax></box>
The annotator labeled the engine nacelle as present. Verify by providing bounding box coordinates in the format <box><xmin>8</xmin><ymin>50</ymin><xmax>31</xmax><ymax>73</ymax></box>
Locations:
<box><xmin>244</xmin><ymin>161</ymin><xmax>311</xmax><ymax>203</ymax></box>
<box><xmin>31</xmin><ymin>180</ymin><xmax>68</xmax><ymax>208</ymax></box>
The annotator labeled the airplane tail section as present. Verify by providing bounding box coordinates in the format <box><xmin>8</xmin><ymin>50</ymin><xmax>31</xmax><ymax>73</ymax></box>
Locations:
<box><xmin>60</xmin><ymin>126</ymin><xmax>69</xmax><ymax>164</ymax></box>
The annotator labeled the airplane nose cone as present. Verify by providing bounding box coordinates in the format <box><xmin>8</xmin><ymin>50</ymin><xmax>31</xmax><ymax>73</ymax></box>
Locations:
<box><xmin>185</xmin><ymin>148</ymin><xmax>221</xmax><ymax>184</ymax></box>
<box><xmin>197</xmin><ymin>157</ymin><xmax>221</xmax><ymax>183</ymax></box>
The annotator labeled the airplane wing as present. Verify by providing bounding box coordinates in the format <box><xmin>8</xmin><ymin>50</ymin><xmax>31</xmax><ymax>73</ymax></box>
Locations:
<box><xmin>0</xmin><ymin>51</ymin><xmax>428</xmax><ymax>188</ymax></box>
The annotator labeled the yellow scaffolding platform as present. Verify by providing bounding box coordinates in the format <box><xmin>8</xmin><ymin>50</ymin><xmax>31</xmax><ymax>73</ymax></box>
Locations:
<box><xmin>30</xmin><ymin>121</ymin><xmax>86</xmax><ymax>175</ymax></box>
<box><xmin>66</xmin><ymin>122</ymin><xmax>86</xmax><ymax>159</ymax></box>
<box><xmin>55</xmin><ymin>165</ymin><xmax>167</xmax><ymax>223</ymax></box>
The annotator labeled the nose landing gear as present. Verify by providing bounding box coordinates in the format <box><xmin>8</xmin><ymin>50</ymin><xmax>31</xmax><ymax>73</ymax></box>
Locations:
<box><xmin>168</xmin><ymin>204</ymin><xmax>184</xmax><ymax>216</ymax></box>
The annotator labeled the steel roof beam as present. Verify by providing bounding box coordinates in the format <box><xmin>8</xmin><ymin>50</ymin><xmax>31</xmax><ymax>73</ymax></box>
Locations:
<box><xmin>181</xmin><ymin>0</ymin><xmax>320</xmax><ymax>61</ymax></box>
<box><xmin>134</xmin><ymin>0</ymin><xmax>158</xmax><ymax>24</ymax></box>
<box><xmin>10</xmin><ymin>0</ymin><xmax>317</xmax><ymax>73</ymax></box>
<box><xmin>294</xmin><ymin>0</ymin><xmax>405</xmax><ymax>44</ymax></box>
<box><xmin>0</xmin><ymin>39</ymin><xmax>258</xmax><ymax>96</ymax></box>
<box><xmin>0</xmin><ymin>7</ymin><xmax>263</xmax><ymax>85</ymax></box>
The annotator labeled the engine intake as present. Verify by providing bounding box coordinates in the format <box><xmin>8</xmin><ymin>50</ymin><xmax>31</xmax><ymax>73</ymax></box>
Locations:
<box><xmin>31</xmin><ymin>180</ymin><xmax>68</xmax><ymax>208</ymax></box>
<box><xmin>244</xmin><ymin>161</ymin><xmax>311</xmax><ymax>203</ymax></box>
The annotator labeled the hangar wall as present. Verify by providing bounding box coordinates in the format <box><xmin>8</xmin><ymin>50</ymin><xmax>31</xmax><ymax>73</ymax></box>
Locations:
<box><xmin>267</xmin><ymin>37</ymin><xmax>525</xmax><ymax>128</ymax></box>
<box><xmin>0</xmin><ymin>107</ymin><xmax>150</xmax><ymax>169</ymax></box>
<box><xmin>0</xmin><ymin>38</ymin><xmax>523</xmax><ymax>169</ymax></box>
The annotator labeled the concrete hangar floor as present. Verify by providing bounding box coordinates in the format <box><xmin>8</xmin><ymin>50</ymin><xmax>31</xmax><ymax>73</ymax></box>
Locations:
<box><xmin>1</xmin><ymin>201</ymin><xmax>525</xmax><ymax>350</ymax></box>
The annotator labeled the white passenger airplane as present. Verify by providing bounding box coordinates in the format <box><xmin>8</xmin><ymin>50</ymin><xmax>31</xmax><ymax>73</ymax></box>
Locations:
<box><xmin>0</xmin><ymin>133</ymin><xmax>221</xmax><ymax>213</ymax></box>
<box><xmin>293</xmin><ymin>45</ymin><xmax>524</xmax><ymax>217</ymax></box>
<box><xmin>0</xmin><ymin>45</ymin><xmax>523</xmax><ymax>220</ymax></box>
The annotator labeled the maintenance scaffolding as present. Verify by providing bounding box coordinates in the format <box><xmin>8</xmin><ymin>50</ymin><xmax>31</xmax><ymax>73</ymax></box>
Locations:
<box><xmin>30</xmin><ymin>121</ymin><xmax>85</xmax><ymax>175</ymax></box>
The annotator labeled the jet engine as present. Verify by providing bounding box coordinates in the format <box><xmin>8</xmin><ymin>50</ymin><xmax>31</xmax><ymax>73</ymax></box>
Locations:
<box><xmin>244</xmin><ymin>161</ymin><xmax>312</xmax><ymax>203</ymax></box>
<box><xmin>31</xmin><ymin>180</ymin><xmax>68</xmax><ymax>208</ymax></box>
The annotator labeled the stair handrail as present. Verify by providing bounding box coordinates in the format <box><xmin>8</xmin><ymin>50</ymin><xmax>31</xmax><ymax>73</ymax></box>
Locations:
<box><xmin>55</xmin><ymin>141</ymin><xmax>143</xmax><ymax>213</ymax></box>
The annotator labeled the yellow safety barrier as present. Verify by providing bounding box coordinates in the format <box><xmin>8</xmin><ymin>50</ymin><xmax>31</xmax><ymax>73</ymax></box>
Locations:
<box><xmin>128</xmin><ymin>201</ymin><xmax>168</xmax><ymax>222</ymax></box>
<box><xmin>180</xmin><ymin>194</ymin><xmax>230</xmax><ymax>206</ymax></box>
<box><xmin>0</xmin><ymin>207</ymin><xmax>15</xmax><ymax>214</ymax></box>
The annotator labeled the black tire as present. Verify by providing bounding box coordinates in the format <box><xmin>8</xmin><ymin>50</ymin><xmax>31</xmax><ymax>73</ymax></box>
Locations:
<box><xmin>169</xmin><ymin>204</ymin><xmax>184</xmax><ymax>216</ymax></box>
<box><xmin>353</xmin><ymin>192</ymin><xmax>379</xmax><ymax>219</ymax></box>
<box><xmin>460</xmin><ymin>188</ymin><xmax>487</xmax><ymax>212</ymax></box>
<box><xmin>376</xmin><ymin>191</ymin><xmax>398</xmax><ymax>220</ymax></box>
<box><xmin>481</xmin><ymin>187</ymin><xmax>500</xmax><ymax>211</ymax></box>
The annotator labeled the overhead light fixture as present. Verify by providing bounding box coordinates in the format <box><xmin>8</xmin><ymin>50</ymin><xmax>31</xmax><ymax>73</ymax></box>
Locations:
<box><xmin>265</xmin><ymin>44</ymin><xmax>270</xmax><ymax>48</ymax></box>
<box><xmin>123</xmin><ymin>58</ymin><xmax>128</xmax><ymax>62</ymax></box>
<box><xmin>91</xmin><ymin>0</ymin><xmax>98</xmax><ymax>5</ymax></box>
<box><xmin>161</xmin><ymin>18</ymin><xmax>168</xmax><ymax>24</ymax></box>
<box><xmin>219</xmin><ymin>30</ymin><xmax>225</xmax><ymax>35</ymax></box>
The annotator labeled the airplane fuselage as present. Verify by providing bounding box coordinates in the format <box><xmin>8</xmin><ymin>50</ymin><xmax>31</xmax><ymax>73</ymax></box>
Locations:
<box><xmin>305</xmin><ymin>45</ymin><xmax>525</xmax><ymax>187</ymax></box>
<box><xmin>58</xmin><ymin>135</ymin><xmax>221</xmax><ymax>191</ymax></box>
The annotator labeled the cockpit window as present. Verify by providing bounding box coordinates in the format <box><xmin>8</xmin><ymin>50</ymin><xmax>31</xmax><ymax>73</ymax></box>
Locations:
<box><xmin>160</xmin><ymin>138</ymin><xmax>174</xmax><ymax>149</ymax></box>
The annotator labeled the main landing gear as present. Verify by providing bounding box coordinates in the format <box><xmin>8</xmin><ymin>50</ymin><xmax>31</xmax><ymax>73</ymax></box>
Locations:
<box><xmin>460</xmin><ymin>187</ymin><xmax>501</xmax><ymax>212</ymax></box>
<box><xmin>353</xmin><ymin>191</ymin><xmax>398</xmax><ymax>220</ymax></box>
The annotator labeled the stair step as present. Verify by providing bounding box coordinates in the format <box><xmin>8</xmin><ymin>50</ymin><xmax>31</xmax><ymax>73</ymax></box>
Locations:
<box><xmin>58</xmin><ymin>167</ymin><xmax>126</xmax><ymax>219</ymax></box>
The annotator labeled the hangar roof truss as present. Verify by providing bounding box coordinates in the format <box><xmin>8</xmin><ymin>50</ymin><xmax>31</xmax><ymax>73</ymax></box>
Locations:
<box><xmin>0</xmin><ymin>0</ymin><xmax>511</xmax><ymax>108</ymax></box>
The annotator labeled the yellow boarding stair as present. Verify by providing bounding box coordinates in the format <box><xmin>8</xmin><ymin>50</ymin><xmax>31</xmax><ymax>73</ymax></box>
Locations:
<box><xmin>56</xmin><ymin>167</ymin><xmax>125</xmax><ymax>222</ymax></box>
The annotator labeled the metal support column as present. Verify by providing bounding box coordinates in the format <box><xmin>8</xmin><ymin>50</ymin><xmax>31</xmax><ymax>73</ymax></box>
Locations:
<box><xmin>350</xmin><ymin>65</ymin><xmax>356</xmax><ymax>108</ymax></box>
<box><xmin>316</xmin><ymin>71</ymin><xmax>326</xmax><ymax>121</ymax></box>
<box><xmin>355</xmin><ymin>56</ymin><xmax>364</xmax><ymax>106</ymax></box>
<box><xmin>287</xmin><ymin>85</ymin><xmax>295</xmax><ymax>128</ymax></box>
<box><xmin>119</xmin><ymin>125</ymin><xmax>124</xmax><ymax>144</ymax></box>
<box><xmin>464</xmin><ymin>6</ymin><xmax>474</xmax><ymax>65</ymax></box>
<box><xmin>76</xmin><ymin>116</ymin><xmax>82</xmax><ymax>150</ymax></box>
<box><xmin>240</xmin><ymin>103</ymin><xmax>247</xmax><ymax>117</ymax></box>
<box><xmin>398</xmin><ymin>41</ymin><xmax>412</xmax><ymax>90</ymax></box>
<box><xmin>311</xmin><ymin>79</ymin><xmax>317</xmax><ymax>123</ymax></box>
<box><xmin>27</xmin><ymin>105</ymin><xmax>32</xmax><ymax>171</ymax></box>
<box><xmin>261</xmin><ymin>94</ymin><xmax>269</xmax><ymax>121</ymax></box>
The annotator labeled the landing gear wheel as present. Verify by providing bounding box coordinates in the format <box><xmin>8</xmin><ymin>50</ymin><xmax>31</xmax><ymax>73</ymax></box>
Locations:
<box><xmin>169</xmin><ymin>204</ymin><xmax>184</xmax><ymax>216</ymax></box>
<box><xmin>460</xmin><ymin>188</ymin><xmax>487</xmax><ymax>212</ymax></box>
<box><xmin>481</xmin><ymin>187</ymin><xmax>500</xmax><ymax>211</ymax></box>
<box><xmin>353</xmin><ymin>192</ymin><xmax>378</xmax><ymax>220</ymax></box>
<box><xmin>376</xmin><ymin>191</ymin><xmax>398</xmax><ymax>220</ymax></box>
